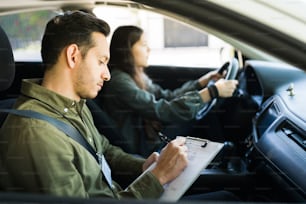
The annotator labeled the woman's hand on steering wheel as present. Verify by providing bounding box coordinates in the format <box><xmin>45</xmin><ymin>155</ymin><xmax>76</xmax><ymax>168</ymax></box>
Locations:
<box><xmin>196</xmin><ymin>58</ymin><xmax>239</xmax><ymax>120</ymax></box>
<box><xmin>198</xmin><ymin>69</ymin><xmax>224</xmax><ymax>87</ymax></box>
<box><xmin>215</xmin><ymin>78</ymin><xmax>238</xmax><ymax>98</ymax></box>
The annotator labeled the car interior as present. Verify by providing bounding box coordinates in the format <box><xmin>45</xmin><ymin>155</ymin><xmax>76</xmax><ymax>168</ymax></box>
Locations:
<box><xmin>0</xmin><ymin>1</ymin><xmax>305</xmax><ymax>203</ymax></box>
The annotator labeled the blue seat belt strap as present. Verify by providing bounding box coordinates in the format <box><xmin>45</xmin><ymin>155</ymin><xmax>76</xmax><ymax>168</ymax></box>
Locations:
<box><xmin>1</xmin><ymin>109</ymin><xmax>99</xmax><ymax>162</ymax></box>
<box><xmin>0</xmin><ymin>109</ymin><xmax>114</xmax><ymax>190</ymax></box>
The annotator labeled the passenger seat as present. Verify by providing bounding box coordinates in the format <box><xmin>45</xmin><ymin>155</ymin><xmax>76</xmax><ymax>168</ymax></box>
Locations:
<box><xmin>0</xmin><ymin>25</ymin><xmax>16</xmax><ymax>126</ymax></box>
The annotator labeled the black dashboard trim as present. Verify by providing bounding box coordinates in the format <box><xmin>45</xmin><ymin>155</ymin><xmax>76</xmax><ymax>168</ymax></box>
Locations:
<box><xmin>252</xmin><ymin>96</ymin><xmax>306</xmax><ymax>196</ymax></box>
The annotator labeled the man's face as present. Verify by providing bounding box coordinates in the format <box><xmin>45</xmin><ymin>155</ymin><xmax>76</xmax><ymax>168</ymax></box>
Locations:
<box><xmin>74</xmin><ymin>32</ymin><xmax>110</xmax><ymax>99</ymax></box>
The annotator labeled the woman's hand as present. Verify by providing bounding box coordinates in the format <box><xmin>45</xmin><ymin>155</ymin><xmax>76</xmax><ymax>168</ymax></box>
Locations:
<box><xmin>198</xmin><ymin>69</ymin><xmax>224</xmax><ymax>87</ymax></box>
<box><xmin>215</xmin><ymin>78</ymin><xmax>238</xmax><ymax>98</ymax></box>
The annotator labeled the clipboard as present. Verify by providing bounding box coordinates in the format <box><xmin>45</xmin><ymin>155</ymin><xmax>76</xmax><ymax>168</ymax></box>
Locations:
<box><xmin>158</xmin><ymin>136</ymin><xmax>224</xmax><ymax>202</ymax></box>
<box><xmin>131</xmin><ymin>136</ymin><xmax>224</xmax><ymax>202</ymax></box>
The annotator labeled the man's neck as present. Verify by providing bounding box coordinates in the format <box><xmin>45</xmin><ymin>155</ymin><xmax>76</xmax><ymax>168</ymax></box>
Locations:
<box><xmin>42</xmin><ymin>68</ymin><xmax>80</xmax><ymax>102</ymax></box>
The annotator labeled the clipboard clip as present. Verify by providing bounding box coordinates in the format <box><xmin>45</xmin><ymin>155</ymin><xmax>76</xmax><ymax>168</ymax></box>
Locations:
<box><xmin>185</xmin><ymin>136</ymin><xmax>209</xmax><ymax>148</ymax></box>
<box><xmin>201</xmin><ymin>141</ymin><xmax>208</xmax><ymax>148</ymax></box>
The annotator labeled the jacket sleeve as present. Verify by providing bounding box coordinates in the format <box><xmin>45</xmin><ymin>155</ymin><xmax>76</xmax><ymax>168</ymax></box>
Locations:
<box><xmin>1</xmin><ymin>116</ymin><xmax>164</xmax><ymax>200</ymax></box>
<box><xmin>1</xmin><ymin>117</ymin><xmax>96</xmax><ymax>197</ymax></box>
<box><xmin>117</xmin><ymin>171</ymin><xmax>164</xmax><ymax>199</ymax></box>
<box><xmin>100</xmin><ymin>137</ymin><xmax>164</xmax><ymax>199</ymax></box>
<box><xmin>104</xmin><ymin>72</ymin><xmax>206</xmax><ymax>123</ymax></box>
<box><xmin>146</xmin><ymin>76</ymin><xmax>202</xmax><ymax>100</ymax></box>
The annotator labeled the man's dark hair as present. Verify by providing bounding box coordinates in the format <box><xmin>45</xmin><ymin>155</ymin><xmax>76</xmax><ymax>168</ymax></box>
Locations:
<box><xmin>109</xmin><ymin>25</ymin><xmax>143</xmax><ymax>76</ymax></box>
<box><xmin>41</xmin><ymin>10</ymin><xmax>110</xmax><ymax>69</ymax></box>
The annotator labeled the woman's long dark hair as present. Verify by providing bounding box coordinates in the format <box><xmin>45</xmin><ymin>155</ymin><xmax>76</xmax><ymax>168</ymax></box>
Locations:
<box><xmin>109</xmin><ymin>25</ymin><xmax>147</xmax><ymax>89</ymax></box>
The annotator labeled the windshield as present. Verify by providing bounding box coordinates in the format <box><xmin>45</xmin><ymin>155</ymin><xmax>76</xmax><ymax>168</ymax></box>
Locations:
<box><xmin>208</xmin><ymin>0</ymin><xmax>306</xmax><ymax>43</ymax></box>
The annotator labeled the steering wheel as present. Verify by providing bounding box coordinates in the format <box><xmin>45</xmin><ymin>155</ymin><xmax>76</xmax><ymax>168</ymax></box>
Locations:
<box><xmin>195</xmin><ymin>58</ymin><xmax>239</xmax><ymax>120</ymax></box>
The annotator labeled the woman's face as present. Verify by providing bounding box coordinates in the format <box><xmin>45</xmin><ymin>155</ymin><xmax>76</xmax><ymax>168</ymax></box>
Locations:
<box><xmin>131</xmin><ymin>33</ymin><xmax>150</xmax><ymax>69</ymax></box>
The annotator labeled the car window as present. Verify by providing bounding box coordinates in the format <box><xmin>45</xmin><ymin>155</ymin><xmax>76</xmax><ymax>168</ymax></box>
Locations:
<box><xmin>94</xmin><ymin>6</ymin><xmax>233</xmax><ymax>68</ymax></box>
<box><xmin>0</xmin><ymin>10</ymin><xmax>58</xmax><ymax>61</ymax></box>
<box><xmin>0</xmin><ymin>7</ymin><xmax>232</xmax><ymax>68</ymax></box>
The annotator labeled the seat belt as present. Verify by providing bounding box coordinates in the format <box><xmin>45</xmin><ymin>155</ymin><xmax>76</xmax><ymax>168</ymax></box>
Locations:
<box><xmin>0</xmin><ymin>109</ymin><xmax>114</xmax><ymax>191</ymax></box>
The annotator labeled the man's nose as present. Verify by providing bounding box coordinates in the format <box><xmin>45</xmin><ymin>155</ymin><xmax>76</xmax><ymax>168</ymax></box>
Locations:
<box><xmin>102</xmin><ymin>66</ymin><xmax>111</xmax><ymax>81</ymax></box>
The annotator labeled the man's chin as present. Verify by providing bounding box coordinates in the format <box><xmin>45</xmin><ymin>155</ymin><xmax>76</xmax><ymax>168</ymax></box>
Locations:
<box><xmin>82</xmin><ymin>93</ymin><xmax>98</xmax><ymax>100</ymax></box>
<box><xmin>91</xmin><ymin>93</ymin><xmax>98</xmax><ymax>99</ymax></box>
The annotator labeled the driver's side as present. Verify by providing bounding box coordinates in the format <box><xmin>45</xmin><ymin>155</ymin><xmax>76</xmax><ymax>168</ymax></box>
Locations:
<box><xmin>93</xmin><ymin>24</ymin><xmax>239</xmax><ymax>158</ymax></box>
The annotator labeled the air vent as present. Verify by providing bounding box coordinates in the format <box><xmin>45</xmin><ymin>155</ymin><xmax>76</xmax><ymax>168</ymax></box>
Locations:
<box><xmin>273</xmin><ymin>102</ymin><xmax>280</xmax><ymax>114</ymax></box>
<box><xmin>281</xmin><ymin>122</ymin><xmax>306</xmax><ymax>150</ymax></box>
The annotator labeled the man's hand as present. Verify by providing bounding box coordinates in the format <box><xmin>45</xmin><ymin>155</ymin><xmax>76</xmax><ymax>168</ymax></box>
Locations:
<box><xmin>150</xmin><ymin>137</ymin><xmax>188</xmax><ymax>185</ymax></box>
<box><xmin>143</xmin><ymin>152</ymin><xmax>159</xmax><ymax>171</ymax></box>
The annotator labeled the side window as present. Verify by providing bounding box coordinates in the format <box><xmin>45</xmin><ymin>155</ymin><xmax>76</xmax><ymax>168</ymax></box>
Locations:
<box><xmin>0</xmin><ymin>10</ymin><xmax>58</xmax><ymax>61</ymax></box>
<box><xmin>94</xmin><ymin>6</ymin><xmax>233</xmax><ymax>68</ymax></box>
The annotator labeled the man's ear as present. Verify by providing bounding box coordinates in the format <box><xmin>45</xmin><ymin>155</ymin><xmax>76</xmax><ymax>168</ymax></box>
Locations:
<box><xmin>66</xmin><ymin>44</ymin><xmax>80</xmax><ymax>69</ymax></box>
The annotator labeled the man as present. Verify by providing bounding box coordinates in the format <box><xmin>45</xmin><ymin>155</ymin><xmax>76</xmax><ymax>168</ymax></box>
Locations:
<box><xmin>0</xmin><ymin>11</ymin><xmax>187</xmax><ymax>199</ymax></box>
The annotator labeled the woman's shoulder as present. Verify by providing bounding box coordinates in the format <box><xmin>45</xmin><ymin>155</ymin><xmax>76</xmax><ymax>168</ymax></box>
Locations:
<box><xmin>105</xmin><ymin>69</ymin><xmax>136</xmax><ymax>90</ymax></box>
<box><xmin>112</xmin><ymin>69</ymin><xmax>133</xmax><ymax>81</ymax></box>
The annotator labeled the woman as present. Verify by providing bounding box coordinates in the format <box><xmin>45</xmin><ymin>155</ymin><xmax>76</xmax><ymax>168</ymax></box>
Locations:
<box><xmin>98</xmin><ymin>25</ymin><xmax>238</xmax><ymax>157</ymax></box>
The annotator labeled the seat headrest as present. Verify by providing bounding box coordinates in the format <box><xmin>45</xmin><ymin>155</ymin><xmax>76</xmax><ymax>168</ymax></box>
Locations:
<box><xmin>0</xmin><ymin>25</ymin><xmax>15</xmax><ymax>92</ymax></box>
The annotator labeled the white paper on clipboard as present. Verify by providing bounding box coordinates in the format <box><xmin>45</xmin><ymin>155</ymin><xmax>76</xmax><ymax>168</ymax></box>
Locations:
<box><xmin>159</xmin><ymin>136</ymin><xmax>224</xmax><ymax>202</ymax></box>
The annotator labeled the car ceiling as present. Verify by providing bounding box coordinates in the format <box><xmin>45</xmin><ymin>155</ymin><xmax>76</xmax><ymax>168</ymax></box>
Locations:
<box><xmin>1</xmin><ymin>0</ymin><xmax>306</xmax><ymax>70</ymax></box>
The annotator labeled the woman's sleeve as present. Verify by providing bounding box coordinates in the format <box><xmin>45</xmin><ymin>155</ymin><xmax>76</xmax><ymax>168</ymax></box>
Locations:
<box><xmin>147</xmin><ymin>77</ymin><xmax>202</xmax><ymax>100</ymax></box>
<box><xmin>106</xmin><ymin>73</ymin><xmax>206</xmax><ymax>123</ymax></box>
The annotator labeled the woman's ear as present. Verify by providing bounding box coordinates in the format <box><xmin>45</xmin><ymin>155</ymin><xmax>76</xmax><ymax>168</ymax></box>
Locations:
<box><xmin>66</xmin><ymin>44</ymin><xmax>80</xmax><ymax>69</ymax></box>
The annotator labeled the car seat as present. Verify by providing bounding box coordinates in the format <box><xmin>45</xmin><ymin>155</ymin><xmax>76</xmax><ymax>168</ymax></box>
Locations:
<box><xmin>86</xmin><ymin>99</ymin><xmax>134</xmax><ymax>153</ymax></box>
<box><xmin>0</xmin><ymin>25</ymin><xmax>14</xmax><ymax>92</ymax></box>
<box><xmin>0</xmin><ymin>25</ymin><xmax>16</xmax><ymax>126</ymax></box>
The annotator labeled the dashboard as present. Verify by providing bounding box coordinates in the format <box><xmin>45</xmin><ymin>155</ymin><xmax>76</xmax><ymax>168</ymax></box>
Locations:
<box><xmin>244</xmin><ymin>60</ymin><xmax>306</xmax><ymax>198</ymax></box>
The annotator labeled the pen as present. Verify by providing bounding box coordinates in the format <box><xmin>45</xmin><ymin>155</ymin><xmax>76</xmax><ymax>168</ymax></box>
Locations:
<box><xmin>158</xmin><ymin>132</ymin><xmax>172</xmax><ymax>143</ymax></box>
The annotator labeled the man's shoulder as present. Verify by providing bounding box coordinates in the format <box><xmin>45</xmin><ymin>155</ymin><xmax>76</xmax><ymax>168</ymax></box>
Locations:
<box><xmin>2</xmin><ymin>108</ymin><xmax>62</xmax><ymax>133</ymax></box>
<box><xmin>2</xmin><ymin>97</ymin><xmax>64</xmax><ymax>135</ymax></box>
<box><xmin>0</xmin><ymin>108</ymin><xmax>73</xmax><ymax>153</ymax></box>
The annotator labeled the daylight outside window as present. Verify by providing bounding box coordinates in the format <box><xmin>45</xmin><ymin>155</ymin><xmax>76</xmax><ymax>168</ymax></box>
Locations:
<box><xmin>0</xmin><ymin>7</ymin><xmax>232</xmax><ymax>68</ymax></box>
<box><xmin>94</xmin><ymin>6</ymin><xmax>233</xmax><ymax>68</ymax></box>
<box><xmin>0</xmin><ymin>10</ymin><xmax>58</xmax><ymax>61</ymax></box>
